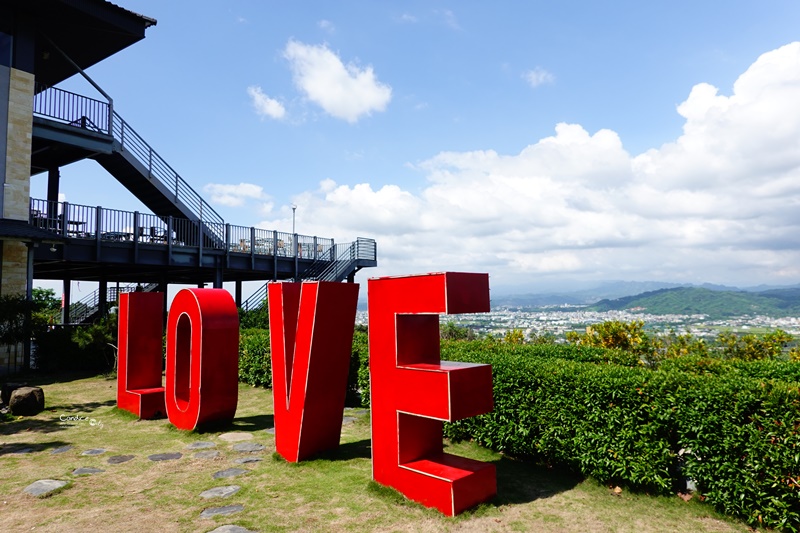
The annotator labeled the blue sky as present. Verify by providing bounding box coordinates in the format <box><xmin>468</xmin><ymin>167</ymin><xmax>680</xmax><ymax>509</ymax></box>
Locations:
<box><xmin>32</xmin><ymin>1</ymin><xmax>800</xmax><ymax>294</ymax></box>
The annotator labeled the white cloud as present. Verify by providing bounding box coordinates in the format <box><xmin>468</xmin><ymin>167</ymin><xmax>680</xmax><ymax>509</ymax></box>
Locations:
<box><xmin>318</xmin><ymin>19</ymin><xmax>335</xmax><ymax>33</ymax></box>
<box><xmin>260</xmin><ymin>42</ymin><xmax>800</xmax><ymax>288</ymax></box>
<box><xmin>247</xmin><ymin>86</ymin><xmax>286</xmax><ymax>120</ymax></box>
<box><xmin>523</xmin><ymin>67</ymin><xmax>555</xmax><ymax>88</ymax></box>
<box><xmin>204</xmin><ymin>183</ymin><xmax>270</xmax><ymax>208</ymax></box>
<box><xmin>398</xmin><ymin>13</ymin><xmax>417</xmax><ymax>23</ymax></box>
<box><xmin>283</xmin><ymin>40</ymin><xmax>392</xmax><ymax>123</ymax></box>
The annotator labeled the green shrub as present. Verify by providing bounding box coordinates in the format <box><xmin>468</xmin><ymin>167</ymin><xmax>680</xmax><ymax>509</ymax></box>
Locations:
<box><xmin>33</xmin><ymin>316</ymin><xmax>118</xmax><ymax>374</ymax></box>
<box><xmin>442</xmin><ymin>345</ymin><xmax>800</xmax><ymax>531</ymax></box>
<box><xmin>239</xmin><ymin>328</ymin><xmax>271</xmax><ymax>387</ymax></box>
<box><xmin>353</xmin><ymin>328</ymin><xmax>370</xmax><ymax>407</ymax></box>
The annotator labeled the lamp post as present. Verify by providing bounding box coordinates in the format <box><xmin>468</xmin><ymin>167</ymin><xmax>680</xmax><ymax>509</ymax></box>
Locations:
<box><xmin>291</xmin><ymin>204</ymin><xmax>297</xmax><ymax>235</ymax></box>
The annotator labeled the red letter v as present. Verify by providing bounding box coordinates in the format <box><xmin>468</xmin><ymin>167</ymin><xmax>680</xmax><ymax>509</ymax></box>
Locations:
<box><xmin>268</xmin><ymin>281</ymin><xmax>359</xmax><ymax>462</ymax></box>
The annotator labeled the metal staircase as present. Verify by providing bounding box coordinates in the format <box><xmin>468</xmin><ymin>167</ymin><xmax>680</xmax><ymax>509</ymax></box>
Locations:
<box><xmin>33</xmin><ymin>84</ymin><xmax>225</xmax><ymax>245</ymax></box>
<box><xmin>69</xmin><ymin>282</ymin><xmax>159</xmax><ymax>324</ymax></box>
<box><xmin>240</xmin><ymin>238</ymin><xmax>377</xmax><ymax>311</ymax></box>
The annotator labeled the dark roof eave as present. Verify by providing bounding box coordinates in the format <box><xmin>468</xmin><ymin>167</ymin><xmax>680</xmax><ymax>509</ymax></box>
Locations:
<box><xmin>0</xmin><ymin>219</ymin><xmax>69</xmax><ymax>244</ymax></box>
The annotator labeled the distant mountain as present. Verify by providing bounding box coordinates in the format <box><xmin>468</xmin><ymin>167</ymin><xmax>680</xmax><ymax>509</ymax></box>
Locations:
<box><xmin>492</xmin><ymin>281</ymin><xmax>688</xmax><ymax>307</ymax></box>
<box><xmin>588</xmin><ymin>287</ymin><xmax>800</xmax><ymax>318</ymax></box>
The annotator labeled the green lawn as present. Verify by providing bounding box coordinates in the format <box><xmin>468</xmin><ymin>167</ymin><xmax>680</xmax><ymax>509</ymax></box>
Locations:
<box><xmin>0</xmin><ymin>374</ymin><xmax>753</xmax><ymax>532</ymax></box>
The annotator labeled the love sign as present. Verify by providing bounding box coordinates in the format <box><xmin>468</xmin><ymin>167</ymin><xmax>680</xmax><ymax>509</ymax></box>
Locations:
<box><xmin>116</xmin><ymin>272</ymin><xmax>495</xmax><ymax>515</ymax></box>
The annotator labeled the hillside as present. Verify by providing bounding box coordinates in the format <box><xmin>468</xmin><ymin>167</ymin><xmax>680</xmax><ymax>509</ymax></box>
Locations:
<box><xmin>588</xmin><ymin>287</ymin><xmax>800</xmax><ymax>318</ymax></box>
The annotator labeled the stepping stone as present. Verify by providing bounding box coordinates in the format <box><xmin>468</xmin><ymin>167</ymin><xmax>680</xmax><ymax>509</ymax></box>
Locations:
<box><xmin>232</xmin><ymin>442</ymin><xmax>264</xmax><ymax>453</ymax></box>
<box><xmin>72</xmin><ymin>467</ymin><xmax>104</xmax><ymax>476</ymax></box>
<box><xmin>107</xmin><ymin>455</ymin><xmax>135</xmax><ymax>465</ymax></box>
<box><xmin>265</xmin><ymin>427</ymin><xmax>275</xmax><ymax>435</ymax></box>
<box><xmin>199</xmin><ymin>485</ymin><xmax>241</xmax><ymax>499</ymax></box>
<box><xmin>213</xmin><ymin>468</ymin><xmax>249</xmax><ymax>479</ymax></box>
<box><xmin>194</xmin><ymin>450</ymin><xmax>220</xmax><ymax>459</ymax></box>
<box><xmin>51</xmin><ymin>445</ymin><xmax>74</xmax><ymax>455</ymax></box>
<box><xmin>81</xmin><ymin>448</ymin><xmax>106</xmax><ymax>456</ymax></box>
<box><xmin>346</xmin><ymin>409</ymin><xmax>368</xmax><ymax>416</ymax></box>
<box><xmin>186</xmin><ymin>441</ymin><xmax>216</xmax><ymax>449</ymax></box>
<box><xmin>200</xmin><ymin>504</ymin><xmax>244</xmax><ymax>518</ymax></box>
<box><xmin>233</xmin><ymin>457</ymin><xmax>262</xmax><ymax>464</ymax></box>
<box><xmin>24</xmin><ymin>479</ymin><xmax>67</xmax><ymax>497</ymax></box>
<box><xmin>342</xmin><ymin>416</ymin><xmax>357</xmax><ymax>425</ymax></box>
<box><xmin>6</xmin><ymin>446</ymin><xmax>34</xmax><ymax>454</ymax></box>
<box><xmin>148</xmin><ymin>452</ymin><xmax>182</xmax><ymax>462</ymax></box>
<box><xmin>218</xmin><ymin>432</ymin><xmax>253</xmax><ymax>443</ymax></box>
<box><xmin>208</xmin><ymin>525</ymin><xmax>257</xmax><ymax>533</ymax></box>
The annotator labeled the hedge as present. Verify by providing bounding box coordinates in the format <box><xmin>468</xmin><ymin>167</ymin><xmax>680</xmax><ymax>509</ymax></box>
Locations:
<box><xmin>441</xmin><ymin>344</ymin><xmax>800</xmax><ymax>532</ymax></box>
<box><xmin>238</xmin><ymin>327</ymin><xmax>364</xmax><ymax>407</ymax></box>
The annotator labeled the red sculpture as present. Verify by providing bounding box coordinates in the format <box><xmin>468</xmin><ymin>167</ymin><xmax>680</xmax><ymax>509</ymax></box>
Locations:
<box><xmin>164</xmin><ymin>288</ymin><xmax>240</xmax><ymax>430</ymax></box>
<box><xmin>117</xmin><ymin>292</ymin><xmax>166</xmax><ymax>419</ymax></box>
<box><xmin>368</xmin><ymin>272</ymin><xmax>496</xmax><ymax>516</ymax></box>
<box><xmin>268</xmin><ymin>281</ymin><xmax>360</xmax><ymax>462</ymax></box>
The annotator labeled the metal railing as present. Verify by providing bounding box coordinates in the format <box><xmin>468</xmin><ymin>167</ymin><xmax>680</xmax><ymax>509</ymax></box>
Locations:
<box><xmin>241</xmin><ymin>284</ymin><xmax>268</xmax><ymax>312</ymax></box>
<box><xmin>33</xmin><ymin>83</ymin><xmax>110</xmax><ymax>134</ymax></box>
<box><xmin>29</xmin><ymin>199</ymin><xmax>350</xmax><ymax>265</ymax></box>
<box><xmin>69</xmin><ymin>282</ymin><xmax>158</xmax><ymax>324</ymax></box>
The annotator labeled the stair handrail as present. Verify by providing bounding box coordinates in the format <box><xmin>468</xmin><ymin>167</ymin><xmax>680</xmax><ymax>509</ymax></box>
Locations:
<box><xmin>241</xmin><ymin>283</ymin><xmax>268</xmax><ymax>312</ymax></box>
<box><xmin>68</xmin><ymin>282</ymin><xmax>159</xmax><ymax>324</ymax></box>
<box><xmin>111</xmin><ymin>111</ymin><xmax>224</xmax><ymax>227</ymax></box>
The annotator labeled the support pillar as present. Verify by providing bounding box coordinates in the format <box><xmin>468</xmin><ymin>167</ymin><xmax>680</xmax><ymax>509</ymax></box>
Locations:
<box><xmin>62</xmin><ymin>278</ymin><xmax>71</xmax><ymax>324</ymax></box>
<box><xmin>235</xmin><ymin>280</ymin><xmax>242</xmax><ymax>308</ymax></box>
<box><xmin>98</xmin><ymin>276</ymin><xmax>108</xmax><ymax>318</ymax></box>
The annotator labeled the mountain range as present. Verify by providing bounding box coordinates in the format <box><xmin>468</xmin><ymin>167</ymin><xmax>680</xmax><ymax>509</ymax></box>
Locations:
<box><xmin>491</xmin><ymin>281</ymin><xmax>800</xmax><ymax>318</ymax></box>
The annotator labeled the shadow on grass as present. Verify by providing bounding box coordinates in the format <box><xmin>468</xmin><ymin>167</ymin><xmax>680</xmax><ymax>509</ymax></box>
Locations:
<box><xmin>46</xmin><ymin>399</ymin><xmax>117</xmax><ymax>413</ymax></box>
<box><xmin>286</xmin><ymin>438</ymin><xmax>372</xmax><ymax>463</ymax></box>
<box><xmin>490</xmin><ymin>455</ymin><xmax>582</xmax><ymax>506</ymax></box>
<box><xmin>229</xmin><ymin>414</ymin><xmax>275</xmax><ymax>433</ymax></box>
<box><xmin>2</xmin><ymin>371</ymin><xmax>112</xmax><ymax>387</ymax></box>
<box><xmin>0</xmin><ymin>439</ymin><xmax>72</xmax><ymax>456</ymax></box>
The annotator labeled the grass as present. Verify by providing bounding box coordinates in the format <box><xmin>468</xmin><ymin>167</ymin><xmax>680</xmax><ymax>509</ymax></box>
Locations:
<box><xmin>0</xmin><ymin>373</ymin><xmax>756</xmax><ymax>533</ymax></box>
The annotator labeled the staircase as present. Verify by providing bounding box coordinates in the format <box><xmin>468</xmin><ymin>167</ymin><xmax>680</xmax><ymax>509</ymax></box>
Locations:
<box><xmin>240</xmin><ymin>238</ymin><xmax>377</xmax><ymax>311</ymax></box>
<box><xmin>33</xmin><ymin>84</ymin><xmax>225</xmax><ymax>245</ymax></box>
<box><xmin>69</xmin><ymin>282</ymin><xmax>159</xmax><ymax>324</ymax></box>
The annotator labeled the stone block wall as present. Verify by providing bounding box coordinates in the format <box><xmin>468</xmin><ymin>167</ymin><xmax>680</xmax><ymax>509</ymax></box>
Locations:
<box><xmin>1</xmin><ymin>67</ymin><xmax>33</xmax><ymax>297</ymax></box>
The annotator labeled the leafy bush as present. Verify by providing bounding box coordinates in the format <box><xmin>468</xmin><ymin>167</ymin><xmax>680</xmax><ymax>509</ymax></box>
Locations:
<box><xmin>34</xmin><ymin>315</ymin><xmax>118</xmax><ymax>374</ymax></box>
<box><xmin>347</xmin><ymin>326</ymin><xmax>369</xmax><ymax>407</ymax></box>
<box><xmin>239</xmin><ymin>328</ymin><xmax>271</xmax><ymax>387</ymax></box>
<box><xmin>442</xmin><ymin>346</ymin><xmax>800</xmax><ymax>531</ymax></box>
<box><xmin>239</xmin><ymin>306</ymin><xmax>269</xmax><ymax>330</ymax></box>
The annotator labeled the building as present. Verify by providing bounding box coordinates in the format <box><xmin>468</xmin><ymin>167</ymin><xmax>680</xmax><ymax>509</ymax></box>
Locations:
<box><xmin>0</xmin><ymin>0</ymin><xmax>376</xmax><ymax>372</ymax></box>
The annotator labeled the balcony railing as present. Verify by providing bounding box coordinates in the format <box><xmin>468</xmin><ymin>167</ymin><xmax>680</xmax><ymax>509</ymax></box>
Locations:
<box><xmin>29</xmin><ymin>198</ymin><xmax>335</xmax><ymax>260</ymax></box>
<box><xmin>33</xmin><ymin>83</ymin><xmax>111</xmax><ymax>134</ymax></box>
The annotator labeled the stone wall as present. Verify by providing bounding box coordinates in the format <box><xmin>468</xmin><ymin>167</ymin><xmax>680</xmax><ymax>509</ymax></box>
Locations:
<box><xmin>4</xmin><ymin>67</ymin><xmax>32</xmax><ymax>220</ymax></box>
<box><xmin>1</xmin><ymin>67</ymin><xmax>33</xmax><ymax>297</ymax></box>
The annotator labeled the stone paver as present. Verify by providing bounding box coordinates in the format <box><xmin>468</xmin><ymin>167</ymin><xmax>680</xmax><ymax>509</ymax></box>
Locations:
<box><xmin>213</xmin><ymin>467</ymin><xmax>249</xmax><ymax>479</ymax></box>
<box><xmin>232</xmin><ymin>442</ymin><xmax>264</xmax><ymax>453</ymax></box>
<box><xmin>342</xmin><ymin>416</ymin><xmax>357</xmax><ymax>425</ymax></box>
<box><xmin>107</xmin><ymin>455</ymin><xmax>135</xmax><ymax>465</ymax></box>
<box><xmin>265</xmin><ymin>427</ymin><xmax>275</xmax><ymax>435</ymax></box>
<box><xmin>148</xmin><ymin>452</ymin><xmax>182</xmax><ymax>461</ymax></box>
<box><xmin>186</xmin><ymin>441</ymin><xmax>216</xmax><ymax>449</ymax></box>
<box><xmin>233</xmin><ymin>457</ymin><xmax>262</xmax><ymax>464</ymax></box>
<box><xmin>200</xmin><ymin>504</ymin><xmax>244</xmax><ymax>518</ymax></box>
<box><xmin>218</xmin><ymin>432</ymin><xmax>253</xmax><ymax>443</ymax></box>
<box><xmin>194</xmin><ymin>450</ymin><xmax>221</xmax><ymax>459</ymax></box>
<box><xmin>72</xmin><ymin>467</ymin><xmax>104</xmax><ymax>476</ymax></box>
<box><xmin>23</xmin><ymin>479</ymin><xmax>67</xmax><ymax>497</ymax></box>
<box><xmin>50</xmin><ymin>445</ymin><xmax>73</xmax><ymax>455</ymax></box>
<box><xmin>208</xmin><ymin>526</ymin><xmax>257</xmax><ymax>533</ymax></box>
<box><xmin>199</xmin><ymin>485</ymin><xmax>241</xmax><ymax>499</ymax></box>
<box><xmin>6</xmin><ymin>446</ymin><xmax>34</xmax><ymax>454</ymax></box>
<box><xmin>81</xmin><ymin>448</ymin><xmax>106</xmax><ymax>456</ymax></box>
